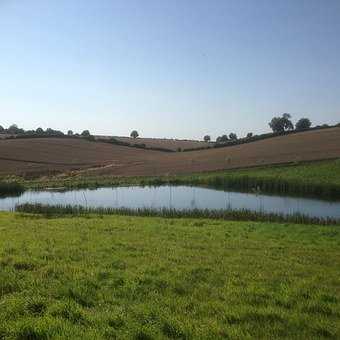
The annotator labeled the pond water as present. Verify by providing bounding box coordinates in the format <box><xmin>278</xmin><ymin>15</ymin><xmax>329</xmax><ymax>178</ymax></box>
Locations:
<box><xmin>1</xmin><ymin>186</ymin><xmax>340</xmax><ymax>219</ymax></box>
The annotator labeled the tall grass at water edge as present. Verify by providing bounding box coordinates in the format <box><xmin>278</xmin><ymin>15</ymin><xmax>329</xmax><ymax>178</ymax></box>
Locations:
<box><xmin>0</xmin><ymin>182</ymin><xmax>24</xmax><ymax>197</ymax></box>
<box><xmin>16</xmin><ymin>203</ymin><xmax>340</xmax><ymax>225</ymax></box>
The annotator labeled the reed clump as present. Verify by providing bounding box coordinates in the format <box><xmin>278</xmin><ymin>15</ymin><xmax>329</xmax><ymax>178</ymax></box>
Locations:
<box><xmin>15</xmin><ymin>203</ymin><xmax>339</xmax><ymax>225</ymax></box>
<box><xmin>183</xmin><ymin>175</ymin><xmax>340</xmax><ymax>201</ymax></box>
<box><xmin>0</xmin><ymin>182</ymin><xmax>25</xmax><ymax>197</ymax></box>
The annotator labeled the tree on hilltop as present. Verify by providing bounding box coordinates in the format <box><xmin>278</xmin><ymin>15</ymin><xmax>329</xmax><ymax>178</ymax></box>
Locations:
<box><xmin>81</xmin><ymin>130</ymin><xmax>91</xmax><ymax>137</ymax></box>
<box><xmin>216</xmin><ymin>134</ymin><xmax>228</xmax><ymax>143</ymax></box>
<box><xmin>130</xmin><ymin>130</ymin><xmax>139</xmax><ymax>139</ymax></box>
<box><xmin>229</xmin><ymin>133</ymin><xmax>237</xmax><ymax>141</ymax></box>
<box><xmin>295</xmin><ymin>118</ymin><xmax>312</xmax><ymax>130</ymax></box>
<box><xmin>269</xmin><ymin>113</ymin><xmax>294</xmax><ymax>133</ymax></box>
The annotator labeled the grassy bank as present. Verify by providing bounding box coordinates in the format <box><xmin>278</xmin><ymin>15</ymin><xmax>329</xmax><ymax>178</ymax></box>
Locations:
<box><xmin>0</xmin><ymin>213</ymin><xmax>340</xmax><ymax>339</ymax></box>
<box><xmin>4</xmin><ymin>159</ymin><xmax>340</xmax><ymax>200</ymax></box>
<box><xmin>16</xmin><ymin>203</ymin><xmax>340</xmax><ymax>225</ymax></box>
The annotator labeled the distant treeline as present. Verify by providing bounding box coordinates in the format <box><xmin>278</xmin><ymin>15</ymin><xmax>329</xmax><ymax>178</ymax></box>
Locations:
<box><xmin>0</xmin><ymin>124</ymin><xmax>175</xmax><ymax>152</ymax></box>
<box><xmin>0</xmin><ymin>124</ymin><xmax>90</xmax><ymax>138</ymax></box>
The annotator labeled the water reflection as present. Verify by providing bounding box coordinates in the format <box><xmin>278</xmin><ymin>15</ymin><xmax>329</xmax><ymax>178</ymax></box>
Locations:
<box><xmin>0</xmin><ymin>185</ymin><xmax>339</xmax><ymax>219</ymax></box>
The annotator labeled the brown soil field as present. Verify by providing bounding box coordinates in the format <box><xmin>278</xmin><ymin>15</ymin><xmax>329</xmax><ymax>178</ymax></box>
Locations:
<box><xmin>1</xmin><ymin>127</ymin><xmax>340</xmax><ymax>178</ymax></box>
<box><xmin>99</xmin><ymin>136</ymin><xmax>213</xmax><ymax>151</ymax></box>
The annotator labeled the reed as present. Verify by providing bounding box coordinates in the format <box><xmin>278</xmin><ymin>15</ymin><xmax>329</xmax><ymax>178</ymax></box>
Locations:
<box><xmin>15</xmin><ymin>203</ymin><xmax>339</xmax><ymax>225</ymax></box>
<box><xmin>180</xmin><ymin>174</ymin><xmax>340</xmax><ymax>200</ymax></box>
<box><xmin>0</xmin><ymin>181</ymin><xmax>25</xmax><ymax>197</ymax></box>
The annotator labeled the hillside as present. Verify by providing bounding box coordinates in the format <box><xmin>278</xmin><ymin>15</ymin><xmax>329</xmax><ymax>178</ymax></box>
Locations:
<box><xmin>0</xmin><ymin>127</ymin><xmax>340</xmax><ymax>178</ymax></box>
<box><xmin>0</xmin><ymin>138</ymin><xmax>162</xmax><ymax>178</ymax></box>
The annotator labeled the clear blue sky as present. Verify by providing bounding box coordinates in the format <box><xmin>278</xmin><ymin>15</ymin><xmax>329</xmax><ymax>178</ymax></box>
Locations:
<box><xmin>1</xmin><ymin>0</ymin><xmax>339</xmax><ymax>140</ymax></box>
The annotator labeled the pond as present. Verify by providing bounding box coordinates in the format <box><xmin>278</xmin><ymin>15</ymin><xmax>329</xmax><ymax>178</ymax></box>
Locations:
<box><xmin>1</xmin><ymin>185</ymin><xmax>340</xmax><ymax>219</ymax></box>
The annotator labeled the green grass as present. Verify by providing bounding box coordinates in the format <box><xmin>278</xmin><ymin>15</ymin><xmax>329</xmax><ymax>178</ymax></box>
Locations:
<box><xmin>3</xmin><ymin>159</ymin><xmax>340</xmax><ymax>200</ymax></box>
<box><xmin>1</xmin><ymin>212</ymin><xmax>340</xmax><ymax>339</ymax></box>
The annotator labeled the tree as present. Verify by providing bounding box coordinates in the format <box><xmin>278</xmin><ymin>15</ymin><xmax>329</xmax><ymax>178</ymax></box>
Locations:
<box><xmin>81</xmin><ymin>130</ymin><xmax>91</xmax><ymax>137</ymax></box>
<box><xmin>0</xmin><ymin>125</ymin><xmax>4</xmax><ymax>133</ymax></box>
<box><xmin>204</xmin><ymin>135</ymin><xmax>211</xmax><ymax>142</ymax></box>
<box><xmin>67</xmin><ymin>130</ymin><xmax>74</xmax><ymax>136</ymax></box>
<box><xmin>7</xmin><ymin>124</ymin><xmax>22</xmax><ymax>134</ymax></box>
<box><xmin>216</xmin><ymin>134</ymin><xmax>228</xmax><ymax>143</ymax></box>
<box><xmin>44</xmin><ymin>128</ymin><xmax>63</xmax><ymax>136</ymax></box>
<box><xmin>36</xmin><ymin>127</ymin><xmax>44</xmax><ymax>135</ymax></box>
<box><xmin>229</xmin><ymin>132</ymin><xmax>237</xmax><ymax>141</ymax></box>
<box><xmin>246</xmin><ymin>132</ymin><xmax>253</xmax><ymax>138</ymax></box>
<box><xmin>295</xmin><ymin>118</ymin><xmax>312</xmax><ymax>130</ymax></box>
<box><xmin>130</xmin><ymin>130</ymin><xmax>139</xmax><ymax>139</ymax></box>
<box><xmin>269</xmin><ymin>113</ymin><xmax>294</xmax><ymax>133</ymax></box>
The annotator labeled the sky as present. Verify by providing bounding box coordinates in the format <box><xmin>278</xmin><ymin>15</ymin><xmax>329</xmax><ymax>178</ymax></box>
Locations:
<box><xmin>0</xmin><ymin>0</ymin><xmax>339</xmax><ymax>140</ymax></box>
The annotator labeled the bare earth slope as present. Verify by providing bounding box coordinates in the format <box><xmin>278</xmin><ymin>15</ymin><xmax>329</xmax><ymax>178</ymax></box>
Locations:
<box><xmin>1</xmin><ymin>127</ymin><xmax>340</xmax><ymax>178</ymax></box>
<box><xmin>0</xmin><ymin>138</ymin><xmax>162</xmax><ymax>177</ymax></box>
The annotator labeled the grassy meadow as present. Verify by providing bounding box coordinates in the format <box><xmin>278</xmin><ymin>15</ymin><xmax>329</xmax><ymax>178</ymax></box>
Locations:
<box><xmin>1</xmin><ymin>212</ymin><xmax>340</xmax><ymax>339</ymax></box>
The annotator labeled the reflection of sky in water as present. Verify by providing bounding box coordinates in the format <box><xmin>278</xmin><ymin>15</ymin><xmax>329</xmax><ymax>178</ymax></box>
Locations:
<box><xmin>1</xmin><ymin>186</ymin><xmax>340</xmax><ymax>219</ymax></box>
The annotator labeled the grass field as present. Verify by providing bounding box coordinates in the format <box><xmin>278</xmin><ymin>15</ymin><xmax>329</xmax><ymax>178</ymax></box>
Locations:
<box><xmin>1</xmin><ymin>213</ymin><xmax>339</xmax><ymax>339</ymax></box>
